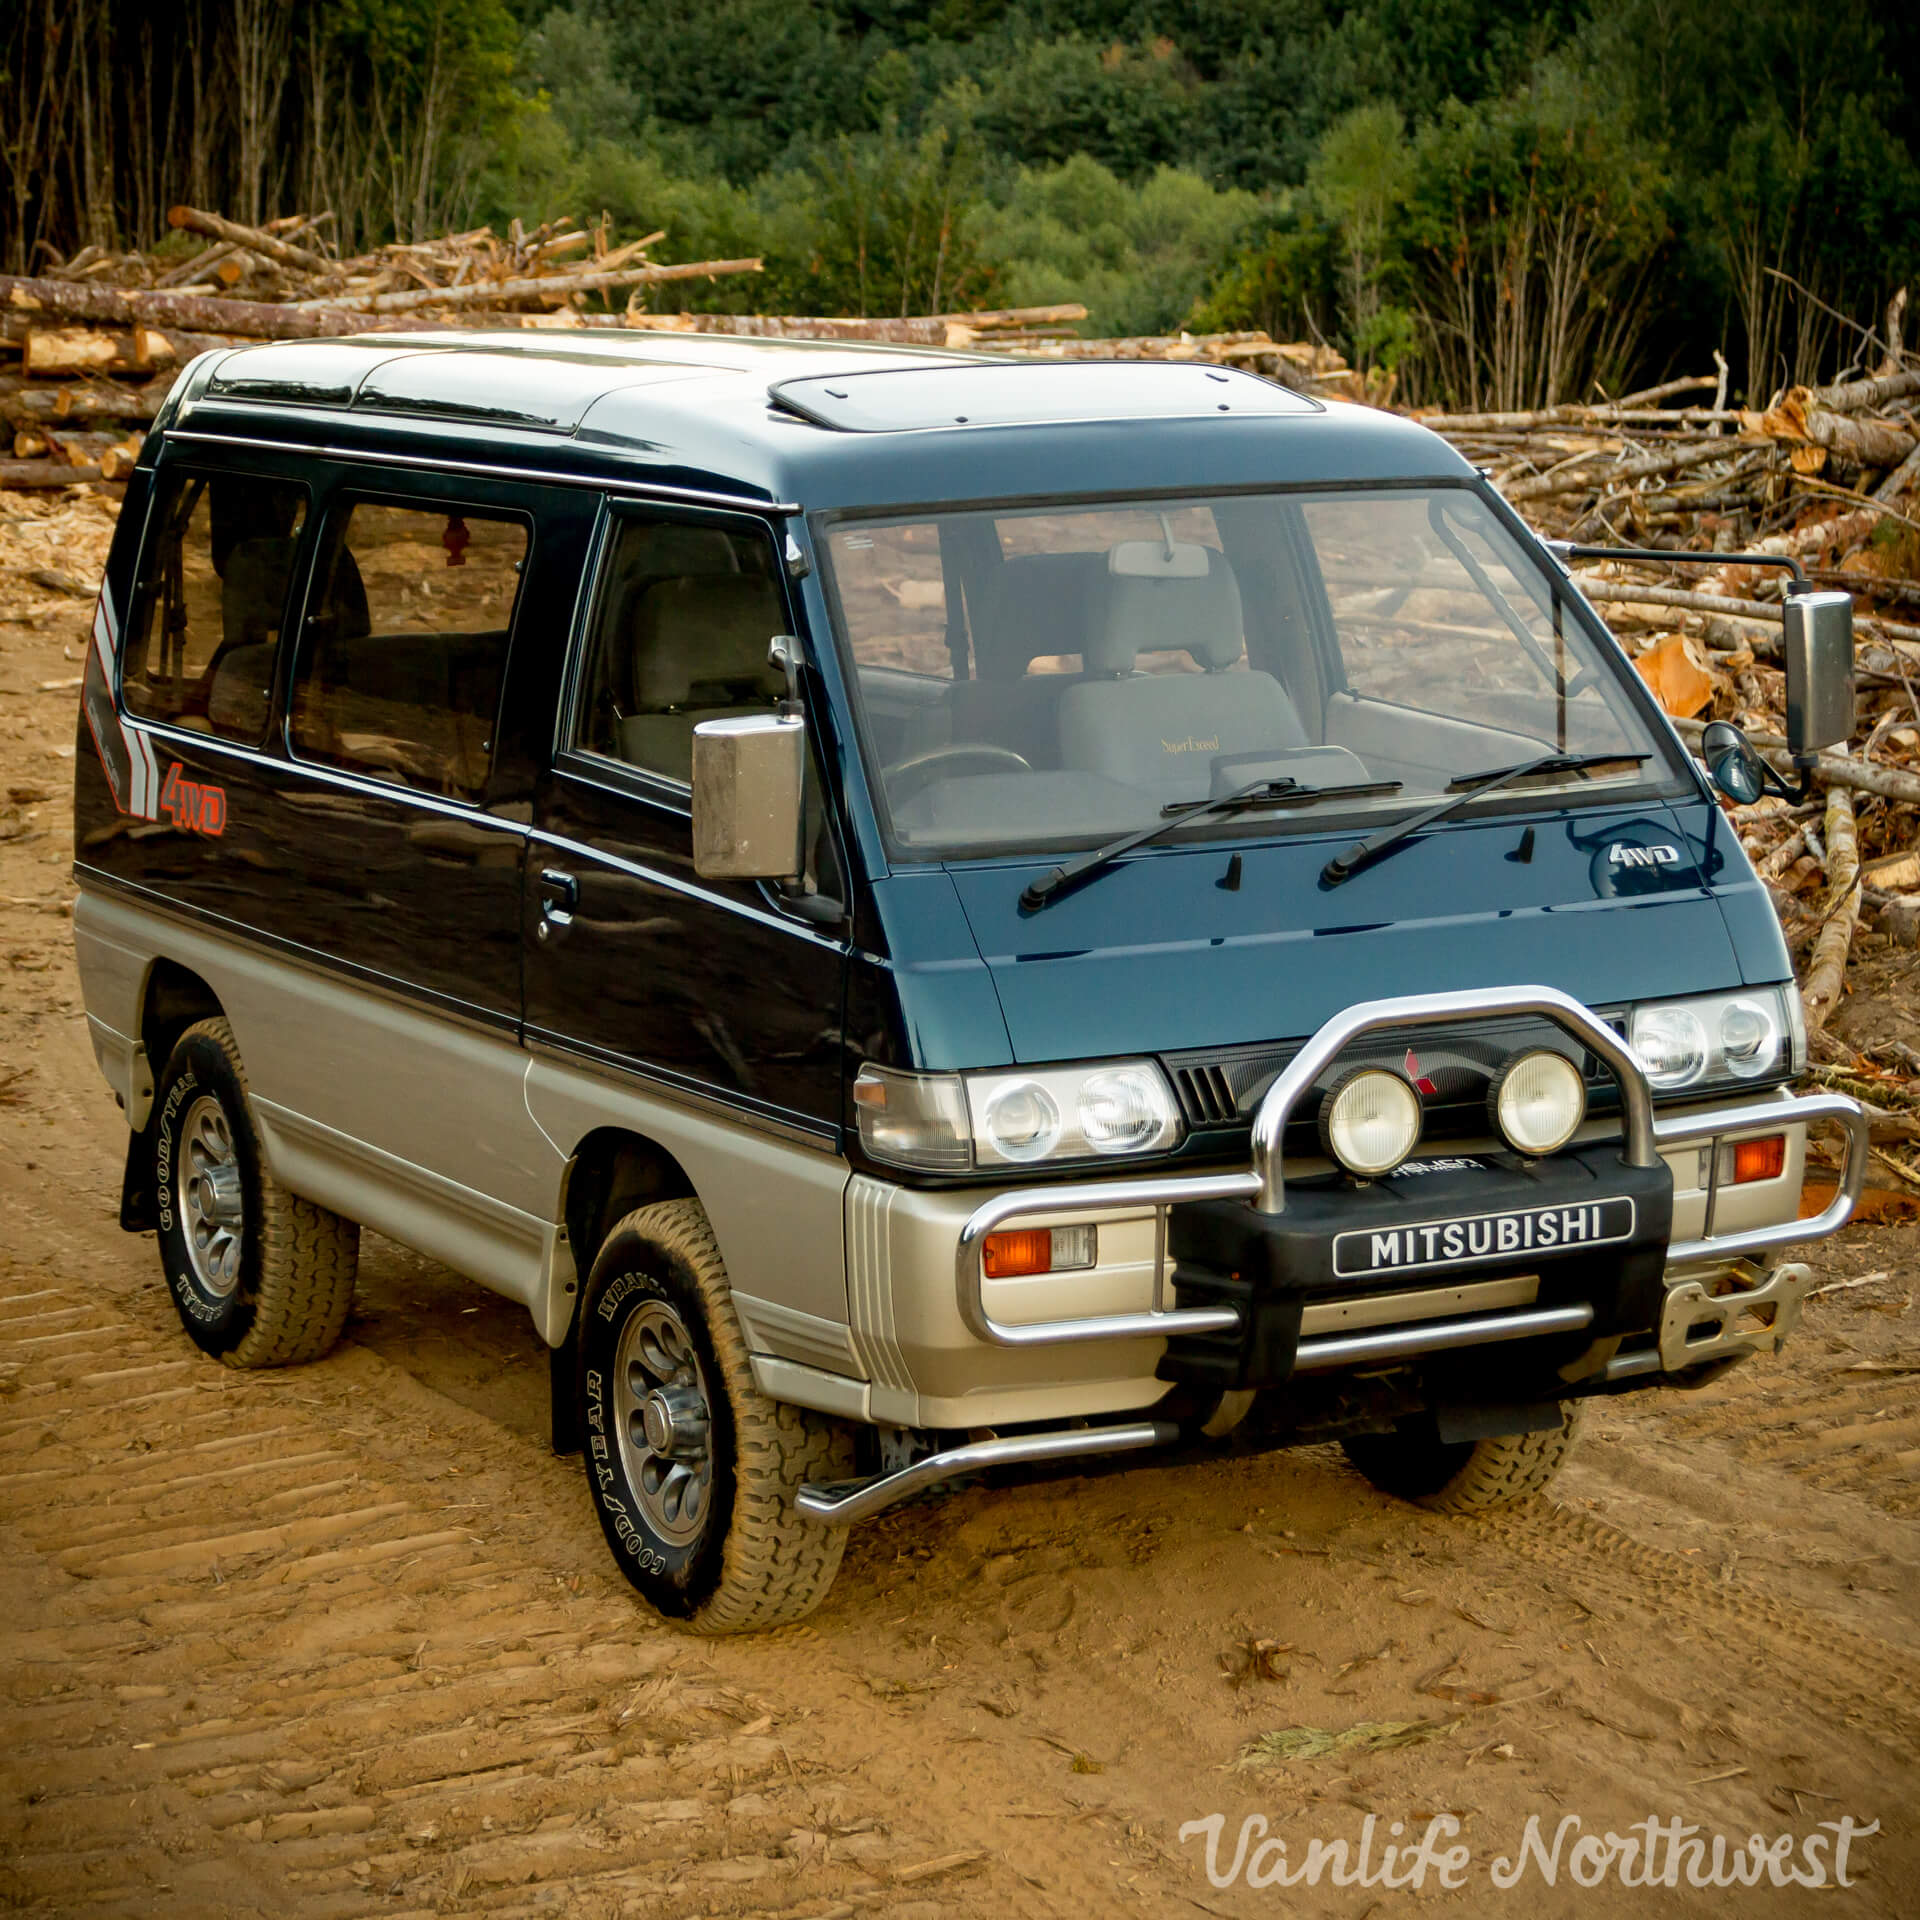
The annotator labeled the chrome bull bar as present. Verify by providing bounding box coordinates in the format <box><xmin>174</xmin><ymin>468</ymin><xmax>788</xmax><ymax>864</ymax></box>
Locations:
<box><xmin>954</xmin><ymin>986</ymin><xmax>1865</xmax><ymax>1352</ymax></box>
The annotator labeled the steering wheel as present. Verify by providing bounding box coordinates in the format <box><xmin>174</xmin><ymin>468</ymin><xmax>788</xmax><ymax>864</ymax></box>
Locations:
<box><xmin>883</xmin><ymin>744</ymin><xmax>1032</xmax><ymax>806</ymax></box>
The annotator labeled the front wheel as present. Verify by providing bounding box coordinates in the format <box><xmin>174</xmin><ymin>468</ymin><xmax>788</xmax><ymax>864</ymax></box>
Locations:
<box><xmin>1340</xmin><ymin>1400</ymin><xmax>1584</xmax><ymax>1512</ymax></box>
<box><xmin>578</xmin><ymin>1198</ymin><xmax>853</xmax><ymax>1632</ymax></box>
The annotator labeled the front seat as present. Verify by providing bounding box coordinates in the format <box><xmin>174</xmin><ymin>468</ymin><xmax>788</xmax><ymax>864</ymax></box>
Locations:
<box><xmin>615</xmin><ymin>573</ymin><xmax>789</xmax><ymax>783</ymax></box>
<box><xmin>1056</xmin><ymin>548</ymin><xmax>1311</xmax><ymax>798</ymax></box>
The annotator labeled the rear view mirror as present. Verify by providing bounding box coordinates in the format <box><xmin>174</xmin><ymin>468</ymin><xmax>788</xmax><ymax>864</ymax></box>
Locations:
<box><xmin>691</xmin><ymin>713</ymin><xmax>805</xmax><ymax>883</ymax></box>
<box><xmin>1783</xmin><ymin>591</ymin><xmax>1854</xmax><ymax>757</ymax></box>
<box><xmin>1108</xmin><ymin>539</ymin><xmax>1211</xmax><ymax>579</ymax></box>
<box><xmin>1700</xmin><ymin>720</ymin><xmax>1768</xmax><ymax>805</ymax></box>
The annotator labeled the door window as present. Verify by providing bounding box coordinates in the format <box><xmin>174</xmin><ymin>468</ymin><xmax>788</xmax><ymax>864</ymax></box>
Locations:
<box><xmin>289</xmin><ymin>500</ymin><xmax>527</xmax><ymax>803</ymax></box>
<box><xmin>571</xmin><ymin>515</ymin><xmax>788</xmax><ymax>786</ymax></box>
<box><xmin>122</xmin><ymin>470</ymin><xmax>307</xmax><ymax>741</ymax></box>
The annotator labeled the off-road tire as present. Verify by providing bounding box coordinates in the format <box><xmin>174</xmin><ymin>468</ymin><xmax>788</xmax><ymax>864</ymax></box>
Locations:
<box><xmin>1341</xmin><ymin>1400</ymin><xmax>1584</xmax><ymax>1512</ymax></box>
<box><xmin>578</xmin><ymin>1198</ymin><xmax>854</xmax><ymax>1634</ymax></box>
<box><xmin>152</xmin><ymin>1017</ymin><xmax>358</xmax><ymax>1367</ymax></box>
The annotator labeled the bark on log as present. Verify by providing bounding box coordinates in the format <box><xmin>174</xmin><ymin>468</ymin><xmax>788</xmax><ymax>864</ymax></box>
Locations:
<box><xmin>935</xmin><ymin>303</ymin><xmax>1089</xmax><ymax>328</ymax></box>
<box><xmin>1802</xmin><ymin>786</ymin><xmax>1859</xmax><ymax>1032</ymax></box>
<box><xmin>1505</xmin><ymin>439</ymin><xmax>1735</xmax><ymax>502</ymax></box>
<box><xmin>1876</xmin><ymin>440</ymin><xmax>1920</xmax><ymax>505</ymax></box>
<box><xmin>0</xmin><ymin>459</ymin><xmax>113</xmax><ymax>487</ymax></box>
<box><xmin>1576</xmin><ymin>580</ymin><xmax>1786</xmax><ymax>623</ymax></box>
<box><xmin>1799</xmin><ymin>399</ymin><xmax>1917</xmax><ymax>468</ymax></box>
<box><xmin>0</xmin><ymin>376</ymin><xmax>172</xmax><ymax>423</ymax></box>
<box><xmin>0</xmin><ymin>274</ymin><xmax>447</xmax><ymax>341</ymax></box>
<box><xmin>167</xmin><ymin>205</ymin><xmax>331</xmax><ymax>275</ymax></box>
<box><xmin>623</xmin><ymin>312</ymin><xmax>951</xmax><ymax>344</ymax></box>
<box><xmin>290</xmin><ymin>256</ymin><xmax>763</xmax><ymax>315</ymax></box>
<box><xmin>1813</xmin><ymin>366</ymin><xmax>1920</xmax><ymax>413</ymax></box>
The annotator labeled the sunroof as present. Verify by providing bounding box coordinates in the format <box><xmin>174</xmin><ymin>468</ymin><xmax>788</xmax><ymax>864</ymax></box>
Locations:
<box><xmin>768</xmin><ymin>360</ymin><xmax>1320</xmax><ymax>432</ymax></box>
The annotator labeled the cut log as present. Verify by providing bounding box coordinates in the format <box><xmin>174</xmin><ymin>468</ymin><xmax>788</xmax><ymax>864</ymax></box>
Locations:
<box><xmin>1813</xmin><ymin>366</ymin><xmax>1920</xmax><ymax>414</ymax></box>
<box><xmin>166</xmin><ymin>206</ymin><xmax>332</xmax><ymax>276</ymax></box>
<box><xmin>0</xmin><ymin>376</ymin><xmax>173</xmax><ymax>424</ymax></box>
<box><xmin>0</xmin><ymin>459</ymin><xmax>113</xmax><ymax>487</ymax></box>
<box><xmin>1504</xmin><ymin>439</ymin><xmax>1734</xmax><ymax>503</ymax></box>
<box><xmin>935</xmin><ymin>304</ymin><xmax>1089</xmax><ymax>328</ymax></box>
<box><xmin>1801</xmin><ymin>786</ymin><xmax>1858</xmax><ymax>1032</ymax></box>
<box><xmin>21</xmin><ymin>325</ymin><xmax>224</xmax><ymax>376</ymax></box>
<box><xmin>0</xmin><ymin>274</ymin><xmax>445</xmax><ymax>341</ymax></box>
<box><xmin>623</xmin><ymin>311</ymin><xmax>950</xmax><ymax>345</ymax></box>
<box><xmin>291</xmin><ymin>256</ymin><xmax>763</xmax><ymax>315</ymax></box>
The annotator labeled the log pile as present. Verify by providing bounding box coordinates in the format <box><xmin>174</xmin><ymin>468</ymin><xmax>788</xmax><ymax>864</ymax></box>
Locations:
<box><xmin>3</xmin><ymin>215</ymin><xmax>1917</xmax><ymax>1168</ymax></box>
<box><xmin>0</xmin><ymin>208</ymin><xmax>765</xmax><ymax>485</ymax></box>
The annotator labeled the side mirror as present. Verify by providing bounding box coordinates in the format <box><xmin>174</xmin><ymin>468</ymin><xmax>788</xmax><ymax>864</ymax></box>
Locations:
<box><xmin>691</xmin><ymin>712</ymin><xmax>805</xmax><ymax>883</ymax></box>
<box><xmin>1783</xmin><ymin>590</ymin><xmax>1854</xmax><ymax>758</ymax></box>
<box><xmin>1700</xmin><ymin>719</ymin><xmax>1768</xmax><ymax>805</ymax></box>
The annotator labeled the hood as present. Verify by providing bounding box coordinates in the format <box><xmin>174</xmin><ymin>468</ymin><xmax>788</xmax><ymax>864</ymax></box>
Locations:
<box><xmin>936</xmin><ymin>798</ymin><xmax>1761</xmax><ymax>1065</ymax></box>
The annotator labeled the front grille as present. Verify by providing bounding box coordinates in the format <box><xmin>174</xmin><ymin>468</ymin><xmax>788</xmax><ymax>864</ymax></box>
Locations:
<box><xmin>1164</xmin><ymin>1009</ymin><xmax>1629</xmax><ymax>1141</ymax></box>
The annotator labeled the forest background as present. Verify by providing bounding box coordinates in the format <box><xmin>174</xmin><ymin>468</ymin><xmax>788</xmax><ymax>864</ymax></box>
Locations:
<box><xmin>5</xmin><ymin>0</ymin><xmax>1916</xmax><ymax>411</ymax></box>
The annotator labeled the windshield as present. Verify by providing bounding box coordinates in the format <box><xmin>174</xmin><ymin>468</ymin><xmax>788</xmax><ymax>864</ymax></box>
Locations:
<box><xmin>822</xmin><ymin>486</ymin><xmax>1675</xmax><ymax>859</ymax></box>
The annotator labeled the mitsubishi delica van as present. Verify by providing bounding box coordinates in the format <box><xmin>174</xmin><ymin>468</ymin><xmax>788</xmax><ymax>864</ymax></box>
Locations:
<box><xmin>70</xmin><ymin>333</ymin><xmax>1871</xmax><ymax>1631</ymax></box>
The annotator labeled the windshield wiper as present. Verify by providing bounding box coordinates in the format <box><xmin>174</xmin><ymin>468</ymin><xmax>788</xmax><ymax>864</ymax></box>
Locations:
<box><xmin>1320</xmin><ymin>751</ymin><xmax>1650</xmax><ymax>888</ymax></box>
<box><xmin>1021</xmin><ymin>776</ymin><xmax>1403</xmax><ymax>912</ymax></box>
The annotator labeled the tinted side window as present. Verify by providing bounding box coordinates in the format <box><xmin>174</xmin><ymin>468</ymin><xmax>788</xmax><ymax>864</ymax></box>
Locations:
<box><xmin>572</xmin><ymin>516</ymin><xmax>787</xmax><ymax>786</ymax></box>
<box><xmin>290</xmin><ymin>501</ymin><xmax>527</xmax><ymax>803</ymax></box>
<box><xmin>123</xmin><ymin>471</ymin><xmax>307</xmax><ymax>741</ymax></box>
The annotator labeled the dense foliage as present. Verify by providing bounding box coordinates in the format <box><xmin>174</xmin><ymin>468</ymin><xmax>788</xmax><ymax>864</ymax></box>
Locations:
<box><xmin>4</xmin><ymin>0</ymin><xmax>1915</xmax><ymax>404</ymax></box>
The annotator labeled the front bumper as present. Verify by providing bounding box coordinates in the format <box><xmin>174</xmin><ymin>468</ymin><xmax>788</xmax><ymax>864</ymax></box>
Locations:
<box><xmin>952</xmin><ymin>986</ymin><xmax>1868</xmax><ymax>1387</ymax></box>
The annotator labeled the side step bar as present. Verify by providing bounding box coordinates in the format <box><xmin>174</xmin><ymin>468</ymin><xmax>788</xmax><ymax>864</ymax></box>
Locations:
<box><xmin>795</xmin><ymin>1420</ymin><xmax>1179</xmax><ymax>1526</ymax></box>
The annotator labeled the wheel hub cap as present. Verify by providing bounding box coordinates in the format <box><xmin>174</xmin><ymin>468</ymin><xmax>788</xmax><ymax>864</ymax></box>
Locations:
<box><xmin>612</xmin><ymin>1298</ymin><xmax>716</xmax><ymax>1547</ymax></box>
<box><xmin>179</xmin><ymin>1095</ymin><xmax>243</xmax><ymax>1298</ymax></box>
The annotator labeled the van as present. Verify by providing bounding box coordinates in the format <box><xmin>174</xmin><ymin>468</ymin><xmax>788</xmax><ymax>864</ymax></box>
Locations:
<box><xmin>71</xmin><ymin>334</ymin><xmax>1869</xmax><ymax>1631</ymax></box>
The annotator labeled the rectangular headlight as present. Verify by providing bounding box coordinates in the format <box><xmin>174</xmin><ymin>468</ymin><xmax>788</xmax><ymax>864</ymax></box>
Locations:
<box><xmin>1626</xmin><ymin>985</ymin><xmax>1796</xmax><ymax>1094</ymax></box>
<box><xmin>852</xmin><ymin>1060</ymin><xmax>1183</xmax><ymax>1171</ymax></box>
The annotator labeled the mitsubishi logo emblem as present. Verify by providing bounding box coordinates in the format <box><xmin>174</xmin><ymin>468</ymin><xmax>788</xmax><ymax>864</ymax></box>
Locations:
<box><xmin>1404</xmin><ymin>1049</ymin><xmax>1439</xmax><ymax>1095</ymax></box>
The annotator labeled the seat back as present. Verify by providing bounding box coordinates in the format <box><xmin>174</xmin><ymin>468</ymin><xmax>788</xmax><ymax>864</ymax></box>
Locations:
<box><xmin>1058</xmin><ymin>547</ymin><xmax>1309</xmax><ymax>795</ymax></box>
<box><xmin>613</xmin><ymin>573</ymin><xmax>788</xmax><ymax>782</ymax></box>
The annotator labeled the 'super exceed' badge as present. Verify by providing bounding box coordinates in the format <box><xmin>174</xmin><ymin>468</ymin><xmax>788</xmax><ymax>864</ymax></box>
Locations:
<box><xmin>1333</xmin><ymin>1197</ymin><xmax>1636</xmax><ymax>1278</ymax></box>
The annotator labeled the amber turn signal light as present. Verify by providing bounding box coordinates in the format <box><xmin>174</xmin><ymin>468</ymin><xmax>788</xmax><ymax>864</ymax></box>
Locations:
<box><xmin>981</xmin><ymin>1225</ymin><xmax>1096</xmax><ymax>1278</ymax></box>
<box><xmin>1730</xmin><ymin>1134</ymin><xmax>1786</xmax><ymax>1184</ymax></box>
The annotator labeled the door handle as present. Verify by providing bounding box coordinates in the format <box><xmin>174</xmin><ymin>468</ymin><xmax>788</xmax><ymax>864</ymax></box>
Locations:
<box><xmin>537</xmin><ymin>868</ymin><xmax>578</xmax><ymax>939</ymax></box>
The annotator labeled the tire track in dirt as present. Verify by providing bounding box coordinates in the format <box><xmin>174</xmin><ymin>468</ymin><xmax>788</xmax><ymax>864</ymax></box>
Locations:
<box><xmin>1487</xmin><ymin>1501</ymin><xmax>1920</xmax><ymax>1757</ymax></box>
<box><xmin>0</xmin><ymin>1277</ymin><xmax>1013</xmax><ymax>1918</ymax></box>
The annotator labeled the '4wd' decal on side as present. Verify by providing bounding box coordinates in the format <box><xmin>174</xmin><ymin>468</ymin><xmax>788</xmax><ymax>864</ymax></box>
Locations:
<box><xmin>158</xmin><ymin>762</ymin><xmax>227</xmax><ymax>837</ymax></box>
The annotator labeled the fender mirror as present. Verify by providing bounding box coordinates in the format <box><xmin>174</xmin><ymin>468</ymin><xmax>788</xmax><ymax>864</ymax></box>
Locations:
<box><xmin>691</xmin><ymin>712</ymin><xmax>805</xmax><ymax>883</ymax></box>
<box><xmin>1783</xmin><ymin>590</ymin><xmax>1854</xmax><ymax>758</ymax></box>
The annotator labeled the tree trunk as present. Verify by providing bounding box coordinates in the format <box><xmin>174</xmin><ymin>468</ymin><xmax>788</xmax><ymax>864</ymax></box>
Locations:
<box><xmin>1801</xmin><ymin>786</ymin><xmax>1858</xmax><ymax>1032</ymax></box>
<box><xmin>167</xmin><ymin>205</ymin><xmax>330</xmax><ymax>275</ymax></box>
<box><xmin>289</xmin><ymin>257</ymin><xmax>764</xmax><ymax>316</ymax></box>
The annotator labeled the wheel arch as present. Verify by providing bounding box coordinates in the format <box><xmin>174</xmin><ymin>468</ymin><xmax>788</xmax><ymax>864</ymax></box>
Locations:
<box><xmin>120</xmin><ymin>958</ymin><xmax>226</xmax><ymax>1233</ymax></box>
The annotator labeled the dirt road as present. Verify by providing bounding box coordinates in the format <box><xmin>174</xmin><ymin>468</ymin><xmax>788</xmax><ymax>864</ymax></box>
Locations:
<box><xmin>3</xmin><ymin>489</ymin><xmax>1918</xmax><ymax>1917</ymax></box>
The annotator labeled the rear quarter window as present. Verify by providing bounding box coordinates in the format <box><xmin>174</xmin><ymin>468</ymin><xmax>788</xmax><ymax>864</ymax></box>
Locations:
<box><xmin>288</xmin><ymin>500</ymin><xmax>527</xmax><ymax>804</ymax></box>
<box><xmin>122</xmin><ymin>470</ymin><xmax>308</xmax><ymax>743</ymax></box>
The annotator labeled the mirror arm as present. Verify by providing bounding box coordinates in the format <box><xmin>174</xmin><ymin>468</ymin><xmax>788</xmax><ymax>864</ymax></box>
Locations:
<box><xmin>1545</xmin><ymin>542</ymin><xmax>1811</xmax><ymax>592</ymax></box>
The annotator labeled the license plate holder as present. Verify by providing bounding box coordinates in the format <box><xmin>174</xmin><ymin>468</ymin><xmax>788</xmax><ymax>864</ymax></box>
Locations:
<box><xmin>1332</xmin><ymin>1196</ymin><xmax>1637</xmax><ymax>1280</ymax></box>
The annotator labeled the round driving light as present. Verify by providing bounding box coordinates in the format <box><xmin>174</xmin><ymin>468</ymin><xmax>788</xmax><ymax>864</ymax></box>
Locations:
<box><xmin>983</xmin><ymin>1081</ymin><xmax>1061</xmax><ymax>1162</ymax></box>
<box><xmin>1630</xmin><ymin>1005</ymin><xmax>1708</xmax><ymax>1089</ymax></box>
<box><xmin>1319</xmin><ymin>1068</ymin><xmax>1422</xmax><ymax>1177</ymax></box>
<box><xmin>1719</xmin><ymin>997</ymin><xmax>1778</xmax><ymax>1079</ymax></box>
<box><xmin>1078</xmin><ymin>1068</ymin><xmax>1174</xmax><ymax>1155</ymax></box>
<box><xmin>1491</xmin><ymin>1049</ymin><xmax>1586</xmax><ymax>1157</ymax></box>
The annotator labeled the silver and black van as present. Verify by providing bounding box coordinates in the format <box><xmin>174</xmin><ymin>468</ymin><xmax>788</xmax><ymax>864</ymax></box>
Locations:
<box><xmin>72</xmin><ymin>333</ymin><xmax>1868</xmax><ymax>1630</ymax></box>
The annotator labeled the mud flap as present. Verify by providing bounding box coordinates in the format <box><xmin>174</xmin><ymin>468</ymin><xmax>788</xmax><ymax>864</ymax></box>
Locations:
<box><xmin>119</xmin><ymin>1125</ymin><xmax>157</xmax><ymax>1234</ymax></box>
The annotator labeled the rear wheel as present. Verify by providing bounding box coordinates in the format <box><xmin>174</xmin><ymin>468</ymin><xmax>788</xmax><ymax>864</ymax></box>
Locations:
<box><xmin>578</xmin><ymin>1198</ymin><xmax>853</xmax><ymax>1633</ymax></box>
<box><xmin>152</xmin><ymin>1016</ymin><xmax>358</xmax><ymax>1367</ymax></box>
<box><xmin>1341</xmin><ymin>1400</ymin><xmax>1584</xmax><ymax>1512</ymax></box>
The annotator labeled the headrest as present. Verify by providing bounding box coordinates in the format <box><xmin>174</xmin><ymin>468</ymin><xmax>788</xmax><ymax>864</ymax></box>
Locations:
<box><xmin>630</xmin><ymin>574</ymin><xmax>788</xmax><ymax>711</ymax></box>
<box><xmin>1087</xmin><ymin>546</ymin><xmax>1244</xmax><ymax>675</ymax></box>
<box><xmin>973</xmin><ymin>552</ymin><xmax>1105</xmax><ymax>677</ymax></box>
<box><xmin>221</xmin><ymin>537</ymin><xmax>297</xmax><ymax>650</ymax></box>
